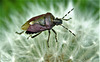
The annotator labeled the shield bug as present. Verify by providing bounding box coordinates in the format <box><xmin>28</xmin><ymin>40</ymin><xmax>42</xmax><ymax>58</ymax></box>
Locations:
<box><xmin>16</xmin><ymin>8</ymin><xmax>75</xmax><ymax>47</ymax></box>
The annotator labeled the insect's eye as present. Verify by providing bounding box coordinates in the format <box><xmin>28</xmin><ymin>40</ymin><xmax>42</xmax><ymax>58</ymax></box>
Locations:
<box><xmin>29</xmin><ymin>21</ymin><xmax>34</xmax><ymax>25</ymax></box>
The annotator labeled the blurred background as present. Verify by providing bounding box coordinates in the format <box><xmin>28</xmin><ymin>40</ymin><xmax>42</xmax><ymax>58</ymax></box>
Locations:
<box><xmin>0</xmin><ymin>0</ymin><xmax>99</xmax><ymax>27</ymax></box>
<box><xmin>0</xmin><ymin>0</ymin><xmax>99</xmax><ymax>62</ymax></box>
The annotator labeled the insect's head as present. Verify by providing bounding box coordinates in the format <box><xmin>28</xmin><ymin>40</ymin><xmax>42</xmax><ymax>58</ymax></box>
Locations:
<box><xmin>53</xmin><ymin>18</ymin><xmax>62</xmax><ymax>25</ymax></box>
<box><xmin>54</xmin><ymin>8</ymin><xmax>74</xmax><ymax>26</ymax></box>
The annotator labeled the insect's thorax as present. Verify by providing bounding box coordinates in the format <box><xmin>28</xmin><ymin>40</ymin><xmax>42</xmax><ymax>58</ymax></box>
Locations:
<box><xmin>37</xmin><ymin>14</ymin><xmax>55</xmax><ymax>27</ymax></box>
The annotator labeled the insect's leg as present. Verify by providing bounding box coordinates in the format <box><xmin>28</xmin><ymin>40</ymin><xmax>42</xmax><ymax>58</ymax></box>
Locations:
<box><xmin>52</xmin><ymin>29</ymin><xmax>58</xmax><ymax>42</ymax></box>
<box><xmin>60</xmin><ymin>25</ymin><xmax>76</xmax><ymax>36</ymax></box>
<box><xmin>31</xmin><ymin>32</ymin><xmax>42</xmax><ymax>38</ymax></box>
<box><xmin>47</xmin><ymin>30</ymin><xmax>50</xmax><ymax>47</ymax></box>
<box><xmin>62</xmin><ymin>18</ymin><xmax>72</xmax><ymax>21</ymax></box>
<box><xmin>62</xmin><ymin>8</ymin><xmax>74</xmax><ymax>19</ymax></box>
<box><xmin>16</xmin><ymin>31</ymin><xmax>24</xmax><ymax>35</ymax></box>
<box><xmin>27</xmin><ymin>34</ymin><xmax>32</xmax><ymax>39</ymax></box>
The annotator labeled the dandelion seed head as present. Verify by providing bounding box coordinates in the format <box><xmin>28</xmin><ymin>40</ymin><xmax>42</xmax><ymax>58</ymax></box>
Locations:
<box><xmin>69</xmin><ymin>55</ymin><xmax>73</xmax><ymax>60</ymax></box>
<box><xmin>12</xmin><ymin>55</ymin><xmax>15</xmax><ymax>62</ymax></box>
<box><xmin>62</xmin><ymin>40</ymin><xmax>67</xmax><ymax>44</ymax></box>
<box><xmin>0</xmin><ymin>1</ymin><xmax>99</xmax><ymax>62</ymax></box>
<box><xmin>39</xmin><ymin>57</ymin><xmax>44</xmax><ymax>62</ymax></box>
<box><xmin>30</xmin><ymin>44</ymin><xmax>34</xmax><ymax>48</ymax></box>
<box><xmin>53</xmin><ymin>52</ymin><xmax>58</xmax><ymax>57</ymax></box>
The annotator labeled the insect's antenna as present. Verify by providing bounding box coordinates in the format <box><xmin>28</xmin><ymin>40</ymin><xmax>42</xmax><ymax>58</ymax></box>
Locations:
<box><xmin>60</xmin><ymin>25</ymin><xmax>76</xmax><ymax>36</ymax></box>
<box><xmin>62</xmin><ymin>17</ymin><xmax>72</xmax><ymax>21</ymax></box>
<box><xmin>62</xmin><ymin>8</ymin><xmax>74</xmax><ymax>19</ymax></box>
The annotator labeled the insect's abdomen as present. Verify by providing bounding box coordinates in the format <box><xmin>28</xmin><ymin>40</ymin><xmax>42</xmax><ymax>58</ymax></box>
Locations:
<box><xmin>26</xmin><ymin>13</ymin><xmax>55</xmax><ymax>34</ymax></box>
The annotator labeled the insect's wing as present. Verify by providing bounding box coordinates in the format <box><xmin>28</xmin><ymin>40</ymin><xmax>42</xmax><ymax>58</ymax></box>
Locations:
<box><xmin>21</xmin><ymin>14</ymin><xmax>46</xmax><ymax>30</ymax></box>
<box><xmin>28</xmin><ymin>14</ymin><xmax>45</xmax><ymax>22</ymax></box>
<box><xmin>21</xmin><ymin>21</ymin><xmax>30</xmax><ymax>30</ymax></box>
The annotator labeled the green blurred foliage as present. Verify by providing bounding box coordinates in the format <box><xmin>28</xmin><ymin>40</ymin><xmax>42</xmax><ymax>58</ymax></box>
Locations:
<box><xmin>0</xmin><ymin>0</ymin><xmax>69</xmax><ymax>28</ymax></box>
<box><xmin>0</xmin><ymin>0</ymin><xmax>99</xmax><ymax>28</ymax></box>
<box><xmin>73</xmin><ymin>0</ymin><xmax>99</xmax><ymax>20</ymax></box>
